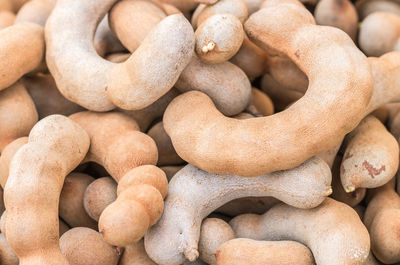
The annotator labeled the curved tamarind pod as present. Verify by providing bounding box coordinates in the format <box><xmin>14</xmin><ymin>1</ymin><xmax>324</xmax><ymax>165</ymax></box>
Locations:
<box><xmin>119</xmin><ymin>239</ymin><xmax>156</xmax><ymax>265</ymax></box>
<box><xmin>94</xmin><ymin>15</ymin><xmax>126</xmax><ymax>58</ymax></box>
<box><xmin>46</xmin><ymin>0</ymin><xmax>194</xmax><ymax>111</ymax></box>
<box><xmin>0</xmin><ymin>11</ymin><xmax>14</xmax><ymax>29</ymax></box>
<box><xmin>99</xmin><ymin>165</ymin><xmax>168</xmax><ymax>246</ymax></box>
<box><xmin>0</xmin><ymin>137</ymin><xmax>28</xmax><ymax>189</ymax></box>
<box><xmin>15</xmin><ymin>0</ymin><xmax>55</xmax><ymax>26</ymax></box>
<box><xmin>314</xmin><ymin>0</ymin><xmax>358</xmax><ymax>41</ymax></box>
<box><xmin>84</xmin><ymin>177</ymin><xmax>117</xmax><ymax>222</ymax></box>
<box><xmin>0</xmin><ymin>82</ymin><xmax>37</xmax><ymax>152</ymax></box>
<box><xmin>22</xmin><ymin>74</ymin><xmax>84</xmax><ymax>119</ymax></box>
<box><xmin>230</xmin><ymin>198</ymin><xmax>370</xmax><ymax>265</ymax></box>
<box><xmin>0</xmin><ymin>23</ymin><xmax>44</xmax><ymax>91</ymax></box>
<box><xmin>4</xmin><ymin>115</ymin><xmax>90</xmax><ymax>265</ymax></box>
<box><xmin>356</xmin><ymin>0</ymin><xmax>400</xmax><ymax>20</ymax></box>
<box><xmin>164</xmin><ymin>0</ymin><xmax>372</xmax><ymax>177</ymax></box>
<box><xmin>341</xmin><ymin>115</ymin><xmax>399</xmax><ymax>191</ymax></box>
<box><xmin>216</xmin><ymin>238</ymin><xmax>315</xmax><ymax>265</ymax></box>
<box><xmin>364</xmin><ymin>182</ymin><xmax>400</xmax><ymax>264</ymax></box>
<box><xmin>145</xmin><ymin>157</ymin><xmax>332</xmax><ymax>265</ymax></box>
<box><xmin>70</xmin><ymin>111</ymin><xmax>158</xmax><ymax>181</ymax></box>
<box><xmin>359</xmin><ymin>12</ymin><xmax>400</xmax><ymax>57</ymax></box>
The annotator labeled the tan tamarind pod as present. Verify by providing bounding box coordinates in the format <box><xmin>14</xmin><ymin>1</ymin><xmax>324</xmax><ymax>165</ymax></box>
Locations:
<box><xmin>22</xmin><ymin>74</ymin><xmax>85</xmax><ymax>119</ymax></box>
<box><xmin>46</xmin><ymin>0</ymin><xmax>194</xmax><ymax>111</ymax></box>
<box><xmin>11</xmin><ymin>0</ymin><xmax>29</xmax><ymax>12</ymax></box>
<box><xmin>59</xmin><ymin>173</ymin><xmax>97</xmax><ymax>229</ymax></box>
<box><xmin>70</xmin><ymin>111</ymin><xmax>158</xmax><ymax>182</ymax></box>
<box><xmin>250</xmin><ymin>88</ymin><xmax>274</xmax><ymax>116</ymax></box>
<box><xmin>58</xmin><ymin>219</ymin><xmax>69</xmax><ymax>237</ymax></box>
<box><xmin>119</xmin><ymin>239</ymin><xmax>156</xmax><ymax>265</ymax></box>
<box><xmin>60</xmin><ymin>227</ymin><xmax>120</xmax><ymax>265</ymax></box>
<box><xmin>0</xmin><ymin>0</ymin><xmax>12</xmax><ymax>12</ymax></box>
<box><xmin>15</xmin><ymin>0</ymin><xmax>55</xmax><ymax>26</ymax></box>
<box><xmin>109</xmin><ymin>0</ymin><xmax>166</xmax><ymax>52</ymax></box>
<box><xmin>160</xmin><ymin>165</ymin><xmax>184</xmax><ymax>181</ymax></box>
<box><xmin>356</xmin><ymin>0</ymin><xmax>400</xmax><ymax>20</ymax></box>
<box><xmin>193</xmin><ymin>0</ymin><xmax>248</xmax><ymax>28</ymax></box>
<box><xmin>160</xmin><ymin>0</ymin><xmax>198</xmax><ymax>14</ymax></box>
<box><xmin>0</xmin><ymin>11</ymin><xmax>14</xmax><ymax>29</ymax></box>
<box><xmin>148</xmin><ymin>122</ymin><xmax>184</xmax><ymax>166</ymax></box>
<box><xmin>354</xmin><ymin>205</ymin><xmax>366</xmax><ymax>220</ymax></box>
<box><xmin>0</xmin><ymin>188</ymin><xmax>3</xmax><ymax>216</ymax></box>
<box><xmin>195</xmin><ymin>14</ymin><xmax>244</xmax><ymax>64</ymax></box>
<box><xmin>145</xmin><ymin>157</ymin><xmax>332</xmax><ymax>265</ymax></box>
<box><xmin>198</xmin><ymin>218</ymin><xmax>235</xmax><ymax>265</ymax></box>
<box><xmin>363</xmin><ymin>182</ymin><xmax>400</xmax><ymax>264</ymax></box>
<box><xmin>99</xmin><ymin>165</ymin><xmax>168</xmax><ymax>246</ymax></box>
<box><xmin>4</xmin><ymin>115</ymin><xmax>90</xmax><ymax>265</ymax></box>
<box><xmin>216</xmin><ymin>238</ymin><xmax>315</xmax><ymax>265</ymax></box>
<box><xmin>244</xmin><ymin>0</ymin><xmax>263</xmax><ymax>15</ymax></box>
<box><xmin>0</xmin><ymin>137</ymin><xmax>28</xmax><ymax>189</ymax></box>
<box><xmin>0</xmin><ymin>233</ymin><xmax>18</xmax><ymax>265</ymax></box>
<box><xmin>230</xmin><ymin>198</ymin><xmax>370</xmax><ymax>265</ymax></box>
<box><xmin>316</xmin><ymin>139</ymin><xmax>342</xmax><ymax>169</ymax></box>
<box><xmin>314</xmin><ymin>0</ymin><xmax>358</xmax><ymax>41</ymax></box>
<box><xmin>331</xmin><ymin>155</ymin><xmax>366</xmax><ymax>207</ymax></box>
<box><xmin>83</xmin><ymin>177</ymin><xmax>117</xmax><ymax>222</ymax></box>
<box><xmin>0</xmin><ymin>23</ymin><xmax>44</xmax><ymax>91</ymax></box>
<box><xmin>0</xmin><ymin>211</ymin><xmax>5</xmax><ymax>235</ymax></box>
<box><xmin>233</xmin><ymin>112</ymin><xmax>256</xmax><ymax>120</ymax></box>
<box><xmin>341</xmin><ymin>115</ymin><xmax>399</xmax><ymax>191</ymax></box>
<box><xmin>371</xmin><ymin>105</ymin><xmax>388</xmax><ymax>123</ymax></box>
<box><xmin>94</xmin><ymin>15</ymin><xmax>126</xmax><ymax>58</ymax></box>
<box><xmin>106</xmin><ymin>52</ymin><xmax>130</xmax><ymax>63</ymax></box>
<box><xmin>0</xmin><ymin>82</ymin><xmax>37</xmax><ymax>152</ymax></box>
<box><xmin>217</xmin><ymin>197</ymin><xmax>279</xmax><ymax>216</ymax></box>
<box><xmin>359</xmin><ymin>12</ymin><xmax>400</xmax><ymax>57</ymax></box>
<box><xmin>230</xmin><ymin>37</ymin><xmax>267</xmax><ymax>81</ymax></box>
<box><xmin>164</xmin><ymin>1</ymin><xmax>373</xmax><ymax>177</ymax></box>
<box><xmin>175</xmin><ymin>56</ymin><xmax>252</xmax><ymax>116</ymax></box>
<box><xmin>121</xmin><ymin>87</ymin><xmax>180</xmax><ymax>132</ymax></box>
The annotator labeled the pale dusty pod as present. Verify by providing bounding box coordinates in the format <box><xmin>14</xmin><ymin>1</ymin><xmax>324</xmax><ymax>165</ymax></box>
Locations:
<box><xmin>164</xmin><ymin>0</ymin><xmax>372</xmax><ymax>176</ymax></box>
<box><xmin>119</xmin><ymin>239</ymin><xmax>156</xmax><ymax>265</ymax></box>
<box><xmin>145</xmin><ymin>157</ymin><xmax>332</xmax><ymax>265</ymax></box>
<box><xmin>70</xmin><ymin>111</ymin><xmax>158</xmax><ymax>182</ymax></box>
<box><xmin>109</xmin><ymin>0</ymin><xmax>166</xmax><ymax>52</ymax></box>
<box><xmin>4</xmin><ymin>115</ymin><xmax>90</xmax><ymax>265</ymax></box>
<box><xmin>250</xmin><ymin>88</ymin><xmax>274</xmax><ymax>116</ymax></box>
<box><xmin>359</xmin><ymin>12</ymin><xmax>400</xmax><ymax>57</ymax></box>
<box><xmin>244</xmin><ymin>0</ymin><xmax>263</xmax><ymax>15</ymax></box>
<box><xmin>59</xmin><ymin>173</ymin><xmax>97</xmax><ymax>229</ymax></box>
<box><xmin>60</xmin><ymin>227</ymin><xmax>120</xmax><ymax>265</ymax></box>
<box><xmin>331</xmin><ymin>156</ymin><xmax>366</xmax><ymax>207</ymax></box>
<box><xmin>15</xmin><ymin>0</ymin><xmax>55</xmax><ymax>26</ymax></box>
<box><xmin>148</xmin><ymin>122</ymin><xmax>184</xmax><ymax>166</ymax></box>
<box><xmin>160</xmin><ymin>165</ymin><xmax>184</xmax><ymax>181</ymax></box>
<box><xmin>94</xmin><ymin>15</ymin><xmax>126</xmax><ymax>58</ymax></box>
<box><xmin>46</xmin><ymin>0</ymin><xmax>194</xmax><ymax>111</ymax></box>
<box><xmin>356</xmin><ymin>0</ymin><xmax>400</xmax><ymax>20</ymax></box>
<box><xmin>192</xmin><ymin>0</ymin><xmax>248</xmax><ymax>28</ymax></box>
<box><xmin>0</xmin><ymin>137</ymin><xmax>28</xmax><ymax>188</ymax></box>
<box><xmin>195</xmin><ymin>14</ymin><xmax>244</xmax><ymax>64</ymax></box>
<box><xmin>0</xmin><ymin>82</ymin><xmax>37</xmax><ymax>152</ymax></box>
<box><xmin>230</xmin><ymin>37</ymin><xmax>267</xmax><ymax>81</ymax></box>
<box><xmin>364</xmin><ymin>182</ymin><xmax>400</xmax><ymax>264</ymax></box>
<box><xmin>314</xmin><ymin>0</ymin><xmax>358</xmax><ymax>41</ymax></box>
<box><xmin>217</xmin><ymin>197</ymin><xmax>279</xmax><ymax>216</ymax></box>
<box><xmin>316</xmin><ymin>139</ymin><xmax>342</xmax><ymax>169</ymax></box>
<box><xmin>230</xmin><ymin>198</ymin><xmax>370</xmax><ymax>265</ymax></box>
<box><xmin>216</xmin><ymin>238</ymin><xmax>316</xmax><ymax>265</ymax></box>
<box><xmin>0</xmin><ymin>23</ymin><xmax>44</xmax><ymax>91</ymax></box>
<box><xmin>22</xmin><ymin>74</ymin><xmax>84</xmax><ymax>119</ymax></box>
<box><xmin>83</xmin><ymin>177</ymin><xmax>117</xmax><ymax>222</ymax></box>
<box><xmin>122</xmin><ymin>88</ymin><xmax>180</xmax><ymax>132</ymax></box>
<box><xmin>0</xmin><ymin>11</ymin><xmax>14</xmax><ymax>29</ymax></box>
<box><xmin>106</xmin><ymin>52</ymin><xmax>130</xmax><ymax>63</ymax></box>
<box><xmin>99</xmin><ymin>165</ymin><xmax>168</xmax><ymax>247</ymax></box>
<box><xmin>0</xmin><ymin>233</ymin><xmax>18</xmax><ymax>265</ymax></box>
<box><xmin>341</xmin><ymin>115</ymin><xmax>399</xmax><ymax>191</ymax></box>
<box><xmin>198</xmin><ymin>218</ymin><xmax>235</xmax><ymax>265</ymax></box>
<box><xmin>174</xmin><ymin>56</ymin><xmax>252</xmax><ymax>116</ymax></box>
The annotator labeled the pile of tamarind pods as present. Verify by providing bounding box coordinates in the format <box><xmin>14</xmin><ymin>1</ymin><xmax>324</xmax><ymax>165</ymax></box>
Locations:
<box><xmin>0</xmin><ymin>0</ymin><xmax>399</xmax><ymax>264</ymax></box>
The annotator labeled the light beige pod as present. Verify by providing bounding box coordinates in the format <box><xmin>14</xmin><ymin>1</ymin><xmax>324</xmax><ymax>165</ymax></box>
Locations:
<box><xmin>364</xmin><ymin>182</ymin><xmax>400</xmax><ymax>264</ymax></box>
<box><xmin>164</xmin><ymin>0</ymin><xmax>373</xmax><ymax>177</ymax></box>
<box><xmin>4</xmin><ymin>115</ymin><xmax>90</xmax><ymax>265</ymax></box>
<box><xmin>341</xmin><ymin>115</ymin><xmax>399</xmax><ymax>192</ymax></box>
<box><xmin>356</xmin><ymin>0</ymin><xmax>400</xmax><ymax>19</ymax></box>
<box><xmin>0</xmin><ymin>137</ymin><xmax>28</xmax><ymax>188</ymax></box>
<box><xmin>0</xmin><ymin>10</ymin><xmax>14</xmax><ymax>29</ymax></box>
<box><xmin>216</xmin><ymin>238</ymin><xmax>315</xmax><ymax>265</ymax></box>
<box><xmin>145</xmin><ymin>157</ymin><xmax>332</xmax><ymax>265</ymax></box>
<box><xmin>119</xmin><ymin>239</ymin><xmax>156</xmax><ymax>265</ymax></box>
<box><xmin>195</xmin><ymin>13</ymin><xmax>244</xmax><ymax>64</ymax></box>
<box><xmin>230</xmin><ymin>198</ymin><xmax>370</xmax><ymax>265</ymax></box>
<box><xmin>60</xmin><ymin>227</ymin><xmax>120</xmax><ymax>265</ymax></box>
<box><xmin>45</xmin><ymin>0</ymin><xmax>194</xmax><ymax>111</ymax></box>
